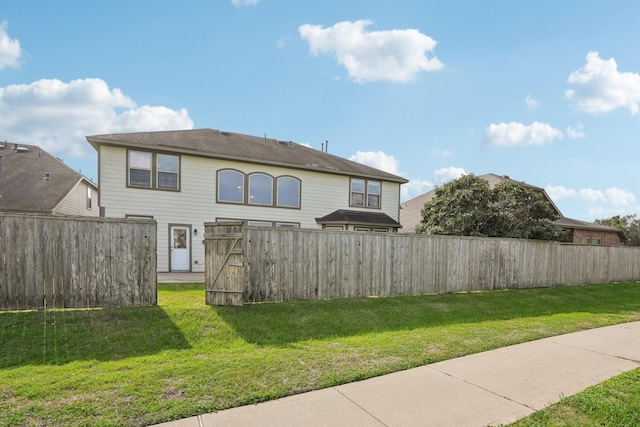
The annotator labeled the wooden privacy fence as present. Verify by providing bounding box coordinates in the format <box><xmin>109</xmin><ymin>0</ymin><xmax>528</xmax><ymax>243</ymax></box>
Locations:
<box><xmin>0</xmin><ymin>214</ymin><xmax>157</xmax><ymax>311</ymax></box>
<box><xmin>204</xmin><ymin>223</ymin><xmax>640</xmax><ymax>305</ymax></box>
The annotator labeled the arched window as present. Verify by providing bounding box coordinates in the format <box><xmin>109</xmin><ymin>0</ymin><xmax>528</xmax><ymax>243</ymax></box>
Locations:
<box><xmin>217</xmin><ymin>169</ymin><xmax>244</xmax><ymax>203</ymax></box>
<box><xmin>248</xmin><ymin>173</ymin><xmax>273</xmax><ymax>205</ymax></box>
<box><xmin>277</xmin><ymin>176</ymin><xmax>301</xmax><ymax>208</ymax></box>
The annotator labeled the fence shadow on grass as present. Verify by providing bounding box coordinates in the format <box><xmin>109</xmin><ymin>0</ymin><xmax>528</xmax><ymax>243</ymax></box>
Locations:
<box><xmin>214</xmin><ymin>283</ymin><xmax>640</xmax><ymax>347</ymax></box>
<box><xmin>0</xmin><ymin>306</ymin><xmax>191</xmax><ymax>368</ymax></box>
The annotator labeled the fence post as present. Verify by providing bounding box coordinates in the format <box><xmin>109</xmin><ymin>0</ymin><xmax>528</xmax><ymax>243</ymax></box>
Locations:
<box><xmin>204</xmin><ymin>222</ymin><xmax>245</xmax><ymax>306</ymax></box>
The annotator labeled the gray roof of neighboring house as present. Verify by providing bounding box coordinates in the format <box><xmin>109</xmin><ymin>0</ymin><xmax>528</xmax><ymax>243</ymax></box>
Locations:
<box><xmin>553</xmin><ymin>217</ymin><xmax>628</xmax><ymax>240</ymax></box>
<box><xmin>0</xmin><ymin>143</ymin><xmax>96</xmax><ymax>214</ymax></box>
<box><xmin>87</xmin><ymin>128</ymin><xmax>408</xmax><ymax>184</ymax></box>
<box><xmin>316</xmin><ymin>209</ymin><xmax>401</xmax><ymax>228</ymax></box>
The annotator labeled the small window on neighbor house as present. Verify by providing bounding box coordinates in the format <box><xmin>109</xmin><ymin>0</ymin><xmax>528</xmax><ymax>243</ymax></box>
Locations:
<box><xmin>277</xmin><ymin>176</ymin><xmax>301</xmax><ymax>208</ymax></box>
<box><xmin>129</xmin><ymin>151</ymin><xmax>152</xmax><ymax>187</ymax></box>
<box><xmin>218</xmin><ymin>170</ymin><xmax>245</xmax><ymax>203</ymax></box>
<box><xmin>157</xmin><ymin>154</ymin><xmax>179</xmax><ymax>190</ymax></box>
<box><xmin>86</xmin><ymin>187</ymin><xmax>92</xmax><ymax>209</ymax></box>
<box><xmin>248</xmin><ymin>173</ymin><xmax>273</xmax><ymax>205</ymax></box>
<box><xmin>581</xmin><ymin>237</ymin><xmax>591</xmax><ymax>244</ymax></box>
<box><xmin>592</xmin><ymin>238</ymin><xmax>601</xmax><ymax>244</ymax></box>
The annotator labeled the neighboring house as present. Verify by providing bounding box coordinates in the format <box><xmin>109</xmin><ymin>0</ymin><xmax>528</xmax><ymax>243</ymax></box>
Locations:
<box><xmin>0</xmin><ymin>142</ymin><xmax>99</xmax><ymax>216</ymax></box>
<box><xmin>87</xmin><ymin>129</ymin><xmax>408</xmax><ymax>272</ymax></box>
<box><xmin>399</xmin><ymin>173</ymin><xmax>627</xmax><ymax>245</ymax></box>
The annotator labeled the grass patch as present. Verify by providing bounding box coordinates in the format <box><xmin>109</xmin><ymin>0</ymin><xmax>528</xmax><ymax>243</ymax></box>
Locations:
<box><xmin>1</xmin><ymin>282</ymin><xmax>639</xmax><ymax>426</ymax></box>
<box><xmin>509</xmin><ymin>369</ymin><xmax>640</xmax><ymax>427</ymax></box>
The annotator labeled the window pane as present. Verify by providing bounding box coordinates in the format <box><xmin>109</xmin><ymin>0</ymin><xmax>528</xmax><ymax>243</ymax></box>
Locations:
<box><xmin>351</xmin><ymin>179</ymin><xmax>365</xmax><ymax>206</ymax></box>
<box><xmin>367</xmin><ymin>181</ymin><xmax>380</xmax><ymax>195</ymax></box>
<box><xmin>130</xmin><ymin>169</ymin><xmax>151</xmax><ymax>187</ymax></box>
<box><xmin>351</xmin><ymin>192</ymin><xmax>364</xmax><ymax>206</ymax></box>
<box><xmin>129</xmin><ymin>151</ymin><xmax>151</xmax><ymax>169</ymax></box>
<box><xmin>277</xmin><ymin>177</ymin><xmax>300</xmax><ymax>208</ymax></box>
<box><xmin>158</xmin><ymin>172</ymin><xmax>178</xmax><ymax>189</ymax></box>
<box><xmin>367</xmin><ymin>193</ymin><xmax>380</xmax><ymax>208</ymax></box>
<box><xmin>218</xmin><ymin>170</ymin><xmax>244</xmax><ymax>203</ymax></box>
<box><xmin>249</xmin><ymin>174</ymin><xmax>273</xmax><ymax>205</ymax></box>
<box><xmin>173</xmin><ymin>229</ymin><xmax>187</xmax><ymax>249</ymax></box>
<box><xmin>351</xmin><ymin>179</ymin><xmax>364</xmax><ymax>193</ymax></box>
<box><xmin>157</xmin><ymin>154</ymin><xmax>178</xmax><ymax>172</ymax></box>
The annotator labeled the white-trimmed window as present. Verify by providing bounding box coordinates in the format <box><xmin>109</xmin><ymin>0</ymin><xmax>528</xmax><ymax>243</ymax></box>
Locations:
<box><xmin>248</xmin><ymin>173</ymin><xmax>274</xmax><ymax>205</ymax></box>
<box><xmin>350</xmin><ymin>178</ymin><xmax>381</xmax><ymax>209</ymax></box>
<box><xmin>277</xmin><ymin>176</ymin><xmax>301</xmax><ymax>208</ymax></box>
<box><xmin>217</xmin><ymin>169</ymin><xmax>245</xmax><ymax>203</ymax></box>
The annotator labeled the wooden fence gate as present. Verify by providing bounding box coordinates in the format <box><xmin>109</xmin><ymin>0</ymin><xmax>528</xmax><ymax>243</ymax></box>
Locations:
<box><xmin>204</xmin><ymin>222</ymin><xmax>245</xmax><ymax>306</ymax></box>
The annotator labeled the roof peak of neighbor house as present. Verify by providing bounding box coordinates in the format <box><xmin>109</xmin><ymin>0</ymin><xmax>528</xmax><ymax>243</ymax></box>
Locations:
<box><xmin>86</xmin><ymin>128</ymin><xmax>408</xmax><ymax>184</ymax></box>
<box><xmin>0</xmin><ymin>142</ymin><xmax>95</xmax><ymax>213</ymax></box>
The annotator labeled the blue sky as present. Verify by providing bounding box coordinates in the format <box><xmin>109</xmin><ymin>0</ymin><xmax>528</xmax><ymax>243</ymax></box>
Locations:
<box><xmin>1</xmin><ymin>1</ymin><xmax>639</xmax><ymax>221</ymax></box>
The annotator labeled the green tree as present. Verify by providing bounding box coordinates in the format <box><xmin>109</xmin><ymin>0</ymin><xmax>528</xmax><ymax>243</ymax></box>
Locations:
<box><xmin>595</xmin><ymin>214</ymin><xmax>640</xmax><ymax>246</ymax></box>
<box><xmin>416</xmin><ymin>174</ymin><xmax>565</xmax><ymax>241</ymax></box>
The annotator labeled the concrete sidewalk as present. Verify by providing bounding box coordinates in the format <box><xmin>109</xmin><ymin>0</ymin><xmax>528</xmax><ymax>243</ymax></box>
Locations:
<box><xmin>152</xmin><ymin>321</ymin><xmax>640</xmax><ymax>427</ymax></box>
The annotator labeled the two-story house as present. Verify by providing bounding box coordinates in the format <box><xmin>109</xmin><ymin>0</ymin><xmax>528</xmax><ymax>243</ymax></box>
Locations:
<box><xmin>87</xmin><ymin>128</ymin><xmax>408</xmax><ymax>272</ymax></box>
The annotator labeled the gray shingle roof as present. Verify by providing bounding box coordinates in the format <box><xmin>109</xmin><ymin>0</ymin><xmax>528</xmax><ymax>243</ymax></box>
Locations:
<box><xmin>0</xmin><ymin>143</ymin><xmax>94</xmax><ymax>213</ymax></box>
<box><xmin>86</xmin><ymin>128</ymin><xmax>408</xmax><ymax>183</ymax></box>
<box><xmin>316</xmin><ymin>209</ymin><xmax>401</xmax><ymax>228</ymax></box>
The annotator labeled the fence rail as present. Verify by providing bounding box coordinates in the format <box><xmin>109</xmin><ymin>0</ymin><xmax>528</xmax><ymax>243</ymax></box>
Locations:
<box><xmin>205</xmin><ymin>223</ymin><xmax>640</xmax><ymax>305</ymax></box>
<box><xmin>0</xmin><ymin>214</ymin><xmax>157</xmax><ymax>310</ymax></box>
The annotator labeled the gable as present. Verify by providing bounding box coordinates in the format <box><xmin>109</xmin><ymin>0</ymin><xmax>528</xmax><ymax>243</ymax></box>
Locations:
<box><xmin>0</xmin><ymin>143</ymin><xmax>90</xmax><ymax>213</ymax></box>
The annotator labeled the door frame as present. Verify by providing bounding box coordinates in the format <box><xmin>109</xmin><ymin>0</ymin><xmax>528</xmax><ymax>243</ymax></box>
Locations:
<box><xmin>168</xmin><ymin>224</ymin><xmax>192</xmax><ymax>272</ymax></box>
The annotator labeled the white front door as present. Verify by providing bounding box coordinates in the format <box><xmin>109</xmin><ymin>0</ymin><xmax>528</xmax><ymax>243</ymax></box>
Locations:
<box><xmin>170</xmin><ymin>225</ymin><xmax>190</xmax><ymax>271</ymax></box>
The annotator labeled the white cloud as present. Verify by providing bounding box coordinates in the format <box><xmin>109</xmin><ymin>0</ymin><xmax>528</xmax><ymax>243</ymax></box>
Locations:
<box><xmin>525</xmin><ymin>93</ymin><xmax>538</xmax><ymax>108</ymax></box>
<box><xmin>231</xmin><ymin>0</ymin><xmax>260</xmax><ymax>6</ymax></box>
<box><xmin>349</xmin><ymin>151</ymin><xmax>462</xmax><ymax>201</ymax></box>
<box><xmin>566</xmin><ymin>122</ymin><xmax>586</xmax><ymax>139</ymax></box>
<box><xmin>0</xmin><ymin>78</ymin><xmax>193</xmax><ymax>158</ymax></box>
<box><xmin>349</xmin><ymin>150</ymin><xmax>401</xmax><ymax>175</ymax></box>
<box><xmin>401</xmin><ymin>179</ymin><xmax>434</xmax><ymax>202</ymax></box>
<box><xmin>299</xmin><ymin>20</ymin><xmax>443</xmax><ymax>83</ymax></box>
<box><xmin>431</xmin><ymin>148</ymin><xmax>453</xmax><ymax>157</ymax></box>
<box><xmin>565</xmin><ymin>51</ymin><xmax>640</xmax><ymax>115</ymax></box>
<box><xmin>0</xmin><ymin>21</ymin><xmax>22</xmax><ymax>69</ymax></box>
<box><xmin>400</xmin><ymin>167</ymin><xmax>466</xmax><ymax>202</ymax></box>
<box><xmin>546</xmin><ymin>185</ymin><xmax>635</xmax><ymax>206</ymax></box>
<box><xmin>485</xmin><ymin>121</ymin><xmax>563</xmax><ymax>147</ymax></box>
<box><xmin>433</xmin><ymin>167</ymin><xmax>465</xmax><ymax>185</ymax></box>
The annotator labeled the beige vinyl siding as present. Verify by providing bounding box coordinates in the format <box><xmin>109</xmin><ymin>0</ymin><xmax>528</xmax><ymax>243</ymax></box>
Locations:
<box><xmin>98</xmin><ymin>145</ymin><xmax>402</xmax><ymax>272</ymax></box>
<box><xmin>54</xmin><ymin>179</ymin><xmax>99</xmax><ymax>217</ymax></box>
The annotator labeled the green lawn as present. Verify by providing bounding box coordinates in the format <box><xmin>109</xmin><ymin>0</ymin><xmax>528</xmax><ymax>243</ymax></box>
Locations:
<box><xmin>509</xmin><ymin>369</ymin><xmax>640</xmax><ymax>426</ymax></box>
<box><xmin>1</xmin><ymin>282</ymin><xmax>639</xmax><ymax>427</ymax></box>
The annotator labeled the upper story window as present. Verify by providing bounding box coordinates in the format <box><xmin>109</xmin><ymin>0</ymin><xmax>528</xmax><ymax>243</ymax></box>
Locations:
<box><xmin>248</xmin><ymin>173</ymin><xmax>273</xmax><ymax>205</ymax></box>
<box><xmin>128</xmin><ymin>150</ymin><xmax>179</xmax><ymax>191</ymax></box>
<box><xmin>157</xmin><ymin>154</ymin><xmax>179</xmax><ymax>190</ymax></box>
<box><xmin>218</xmin><ymin>169</ymin><xmax>244</xmax><ymax>203</ymax></box>
<box><xmin>350</xmin><ymin>178</ymin><xmax>381</xmax><ymax>209</ymax></box>
<box><xmin>129</xmin><ymin>151</ymin><xmax>152</xmax><ymax>187</ymax></box>
<box><xmin>277</xmin><ymin>176</ymin><xmax>301</xmax><ymax>208</ymax></box>
<box><xmin>217</xmin><ymin>169</ymin><xmax>301</xmax><ymax>209</ymax></box>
